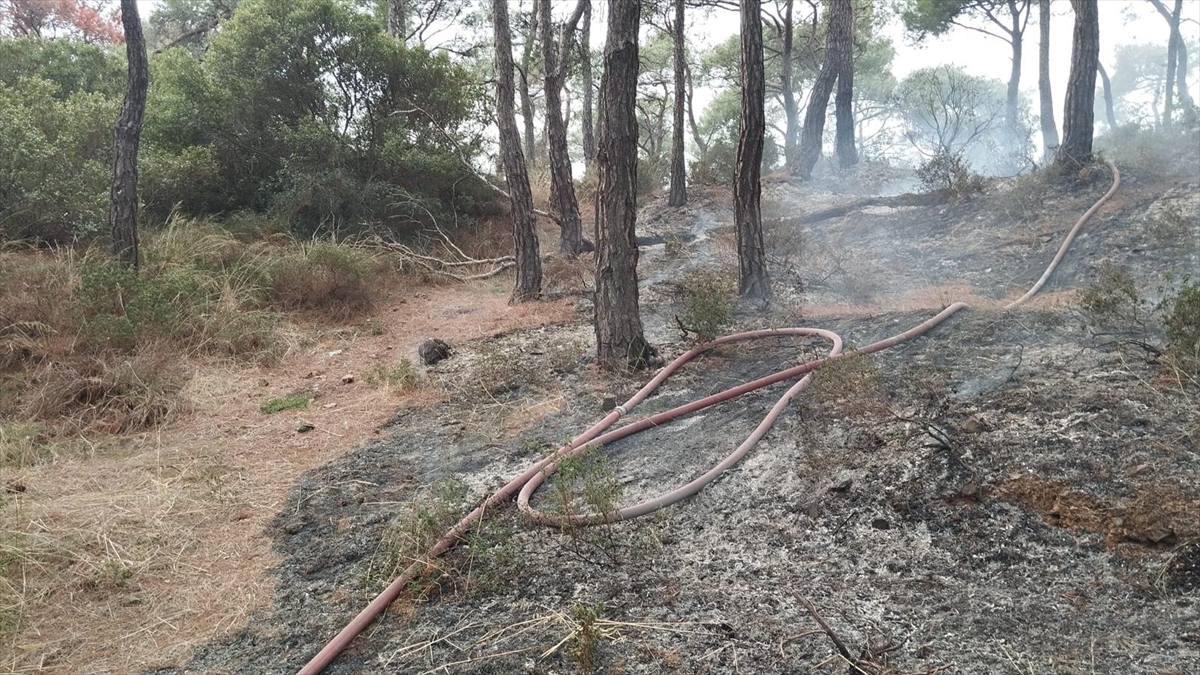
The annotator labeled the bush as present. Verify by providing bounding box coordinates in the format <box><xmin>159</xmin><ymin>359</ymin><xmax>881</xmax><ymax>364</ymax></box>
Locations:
<box><xmin>916</xmin><ymin>151</ymin><xmax>985</xmax><ymax>197</ymax></box>
<box><xmin>672</xmin><ymin>269</ymin><xmax>734</xmax><ymax>342</ymax></box>
<box><xmin>265</xmin><ymin>240</ymin><xmax>377</xmax><ymax>319</ymax></box>
<box><xmin>1163</xmin><ymin>277</ymin><xmax>1200</xmax><ymax>372</ymax></box>
<box><xmin>0</xmin><ymin>78</ymin><xmax>115</xmax><ymax>243</ymax></box>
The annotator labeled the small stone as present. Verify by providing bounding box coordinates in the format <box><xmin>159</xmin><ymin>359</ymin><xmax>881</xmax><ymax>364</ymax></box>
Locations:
<box><xmin>119</xmin><ymin>594</ymin><xmax>144</xmax><ymax>607</ymax></box>
<box><xmin>829</xmin><ymin>479</ymin><xmax>852</xmax><ymax>493</ymax></box>
<box><xmin>418</xmin><ymin>338</ymin><xmax>453</xmax><ymax>365</ymax></box>
<box><xmin>1125</xmin><ymin>463</ymin><xmax>1151</xmax><ymax>477</ymax></box>
<box><xmin>322</xmin><ymin>402</ymin><xmax>337</xmax><ymax>409</ymax></box>
<box><xmin>4</xmin><ymin>481</ymin><xmax>26</xmax><ymax>494</ymax></box>
<box><xmin>960</xmin><ymin>414</ymin><xmax>989</xmax><ymax>434</ymax></box>
<box><xmin>871</xmin><ymin>517</ymin><xmax>891</xmax><ymax>530</ymax></box>
<box><xmin>282</xmin><ymin>518</ymin><xmax>306</xmax><ymax>534</ymax></box>
<box><xmin>296</xmin><ymin>422</ymin><xmax>315</xmax><ymax>433</ymax></box>
<box><xmin>601</xmin><ymin>395</ymin><xmax>617</xmax><ymax>412</ymax></box>
<box><xmin>341</xmin><ymin>374</ymin><xmax>355</xmax><ymax>385</ymax></box>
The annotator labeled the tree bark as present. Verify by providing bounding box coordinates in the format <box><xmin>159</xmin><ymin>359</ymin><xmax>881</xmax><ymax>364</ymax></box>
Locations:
<box><xmin>540</xmin><ymin>0</ymin><xmax>587</xmax><ymax>256</ymax></box>
<box><xmin>780</xmin><ymin>0</ymin><xmax>799</xmax><ymax>171</ymax></box>
<box><xmin>1054</xmin><ymin>0</ymin><xmax>1099</xmax><ymax>172</ymax></box>
<box><xmin>794</xmin><ymin>0</ymin><xmax>852</xmax><ymax>179</ymax></box>
<box><xmin>387</xmin><ymin>0</ymin><xmax>407</xmax><ymax>42</ymax></box>
<box><xmin>110</xmin><ymin>0</ymin><xmax>148</xmax><ymax>270</ymax></box>
<box><xmin>1097</xmin><ymin>60</ymin><xmax>1117</xmax><ymax>129</ymax></box>
<box><xmin>1038</xmin><ymin>0</ymin><xmax>1059</xmax><ymax>162</ymax></box>
<box><xmin>667</xmin><ymin>0</ymin><xmax>688</xmax><ymax>207</ymax></box>
<box><xmin>1163</xmin><ymin>0</ymin><xmax>1181</xmax><ymax>128</ymax></box>
<box><xmin>580</xmin><ymin>0</ymin><xmax>596</xmax><ymax>167</ymax></box>
<box><xmin>494</xmin><ymin>0</ymin><xmax>542</xmax><ymax>302</ymax></box>
<box><xmin>735</xmin><ymin>0</ymin><xmax>769</xmax><ymax>298</ymax></box>
<box><xmin>519</xmin><ymin>7</ymin><xmax>539</xmax><ymax>170</ymax></box>
<box><xmin>595</xmin><ymin>0</ymin><xmax>654</xmax><ymax>369</ymax></box>
<box><xmin>1005</xmin><ymin>0</ymin><xmax>1024</xmax><ymax>143</ymax></box>
<box><xmin>1148</xmin><ymin>0</ymin><xmax>1195</xmax><ymax>111</ymax></box>
<box><xmin>833</xmin><ymin>7</ymin><xmax>857</xmax><ymax>169</ymax></box>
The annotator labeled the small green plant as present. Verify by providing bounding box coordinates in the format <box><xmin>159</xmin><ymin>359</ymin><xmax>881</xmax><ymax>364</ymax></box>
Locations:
<box><xmin>1162</xmin><ymin>277</ymin><xmax>1200</xmax><ymax>373</ymax></box>
<box><xmin>808</xmin><ymin>351</ymin><xmax>888</xmax><ymax>417</ymax></box>
<box><xmin>260</xmin><ymin>394</ymin><xmax>310</xmax><ymax>414</ymax></box>
<box><xmin>916</xmin><ymin>151</ymin><xmax>985</xmax><ymax>198</ymax></box>
<box><xmin>0</xmin><ymin>422</ymin><xmax>56</xmax><ymax>467</ymax></box>
<box><xmin>364</xmin><ymin>477</ymin><xmax>477</xmax><ymax>596</ymax></box>
<box><xmin>568</xmin><ymin>602</ymin><xmax>605</xmax><ymax>674</ymax></box>
<box><xmin>672</xmin><ymin>269</ymin><xmax>734</xmax><ymax>343</ymax></box>
<box><xmin>1147</xmin><ymin>202</ymin><xmax>1195</xmax><ymax>243</ymax></box>
<box><xmin>547</xmin><ymin>446</ymin><xmax>633</xmax><ymax>566</ymax></box>
<box><xmin>662</xmin><ymin>233</ymin><xmax>687</xmax><ymax>259</ymax></box>
<box><xmin>367</xmin><ymin>360</ymin><xmax>419</xmax><ymax>389</ymax></box>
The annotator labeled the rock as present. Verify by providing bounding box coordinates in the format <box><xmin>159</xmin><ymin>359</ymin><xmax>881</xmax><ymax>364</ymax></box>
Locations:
<box><xmin>340</xmin><ymin>374</ymin><xmax>355</xmax><ymax>385</ymax></box>
<box><xmin>959</xmin><ymin>414</ymin><xmax>989</xmax><ymax>434</ymax></box>
<box><xmin>601</xmin><ymin>395</ymin><xmax>617</xmax><ymax>412</ymax></box>
<box><xmin>829</xmin><ymin>478</ymin><xmax>853</xmax><ymax>494</ymax></box>
<box><xmin>296</xmin><ymin>422</ymin><xmax>315</xmax><ymax>433</ymax></box>
<box><xmin>871</xmin><ymin>517</ymin><xmax>891</xmax><ymax>530</ymax></box>
<box><xmin>418</xmin><ymin>338</ymin><xmax>452</xmax><ymax>366</ymax></box>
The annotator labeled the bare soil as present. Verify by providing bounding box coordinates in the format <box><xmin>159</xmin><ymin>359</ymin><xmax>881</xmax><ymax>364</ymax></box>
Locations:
<box><xmin>134</xmin><ymin>158</ymin><xmax>1200</xmax><ymax>674</ymax></box>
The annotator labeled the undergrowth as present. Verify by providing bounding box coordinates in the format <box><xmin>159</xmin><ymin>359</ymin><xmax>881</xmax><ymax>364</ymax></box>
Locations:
<box><xmin>1079</xmin><ymin>263</ymin><xmax>1200</xmax><ymax>381</ymax></box>
<box><xmin>0</xmin><ymin>216</ymin><xmax>387</xmax><ymax>436</ymax></box>
<box><xmin>671</xmin><ymin>268</ymin><xmax>734</xmax><ymax>343</ymax></box>
<box><xmin>916</xmin><ymin>151</ymin><xmax>985</xmax><ymax>198</ymax></box>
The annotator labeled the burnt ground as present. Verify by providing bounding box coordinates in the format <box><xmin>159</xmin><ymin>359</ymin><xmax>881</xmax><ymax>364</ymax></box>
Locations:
<box><xmin>153</xmin><ymin>155</ymin><xmax>1200</xmax><ymax>675</ymax></box>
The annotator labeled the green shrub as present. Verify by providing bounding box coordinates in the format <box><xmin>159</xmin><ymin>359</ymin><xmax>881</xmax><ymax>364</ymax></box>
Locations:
<box><xmin>672</xmin><ymin>269</ymin><xmax>734</xmax><ymax>342</ymax></box>
<box><xmin>260</xmin><ymin>395</ymin><xmax>309</xmax><ymax>414</ymax></box>
<box><xmin>266</xmin><ymin>241</ymin><xmax>377</xmax><ymax>319</ymax></box>
<box><xmin>916</xmin><ymin>151</ymin><xmax>985</xmax><ymax>197</ymax></box>
<box><xmin>1162</xmin><ymin>277</ymin><xmax>1200</xmax><ymax>372</ymax></box>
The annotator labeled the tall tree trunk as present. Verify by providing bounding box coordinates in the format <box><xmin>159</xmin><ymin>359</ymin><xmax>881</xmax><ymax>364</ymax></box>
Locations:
<box><xmin>387</xmin><ymin>0</ymin><xmax>407</xmax><ymax>41</ymax></box>
<box><xmin>667</xmin><ymin>0</ymin><xmax>687</xmax><ymax>207</ymax></box>
<box><xmin>595</xmin><ymin>0</ymin><xmax>654</xmax><ymax>369</ymax></box>
<box><xmin>833</xmin><ymin>14</ymin><xmax>857</xmax><ymax>169</ymax></box>
<box><xmin>735</xmin><ymin>0</ymin><xmax>768</xmax><ymax>298</ymax></box>
<box><xmin>1149</xmin><ymin>0</ymin><xmax>1196</xmax><ymax>110</ymax></box>
<box><xmin>1163</xmin><ymin>0</ymin><xmax>1181</xmax><ymax>128</ymax></box>
<box><xmin>110</xmin><ymin>0</ymin><xmax>148</xmax><ymax>270</ymax></box>
<box><xmin>685</xmin><ymin>60</ymin><xmax>708</xmax><ymax>161</ymax></box>
<box><xmin>1097</xmin><ymin>60</ymin><xmax>1117</xmax><ymax>129</ymax></box>
<box><xmin>580</xmin><ymin>0</ymin><xmax>596</xmax><ymax>167</ymax></box>
<box><xmin>519</xmin><ymin>8</ymin><xmax>540</xmax><ymax>170</ymax></box>
<box><xmin>1005</xmin><ymin>1</ymin><xmax>1024</xmax><ymax>144</ymax></box>
<box><xmin>540</xmin><ymin>0</ymin><xmax>587</xmax><ymax>256</ymax></box>
<box><xmin>493</xmin><ymin>0</ymin><xmax>542</xmax><ymax>302</ymax></box>
<box><xmin>780</xmin><ymin>0</ymin><xmax>799</xmax><ymax>171</ymax></box>
<box><xmin>1054</xmin><ymin>0</ymin><xmax>1099</xmax><ymax>172</ymax></box>
<box><xmin>794</xmin><ymin>0</ymin><xmax>851</xmax><ymax>179</ymax></box>
<box><xmin>1038</xmin><ymin>0</ymin><xmax>1059</xmax><ymax>162</ymax></box>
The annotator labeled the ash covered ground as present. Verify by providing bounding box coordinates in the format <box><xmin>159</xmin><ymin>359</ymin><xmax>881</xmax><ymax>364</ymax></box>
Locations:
<box><xmin>154</xmin><ymin>155</ymin><xmax>1200</xmax><ymax>675</ymax></box>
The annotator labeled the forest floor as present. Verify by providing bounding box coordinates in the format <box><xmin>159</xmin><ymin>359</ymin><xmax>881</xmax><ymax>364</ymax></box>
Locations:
<box><xmin>7</xmin><ymin>150</ymin><xmax>1200</xmax><ymax>675</ymax></box>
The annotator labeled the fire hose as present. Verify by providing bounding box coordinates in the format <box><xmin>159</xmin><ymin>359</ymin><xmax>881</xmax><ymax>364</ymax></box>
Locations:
<box><xmin>297</xmin><ymin>162</ymin><xmax>1120</xmax><ymax>674</ymax></box>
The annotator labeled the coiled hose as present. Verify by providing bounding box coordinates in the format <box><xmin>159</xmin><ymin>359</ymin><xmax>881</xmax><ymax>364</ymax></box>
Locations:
<box><xmin>297</xmin><ymin>162</ymin><xmax>1120</xmax><ymax>675</ymax></box>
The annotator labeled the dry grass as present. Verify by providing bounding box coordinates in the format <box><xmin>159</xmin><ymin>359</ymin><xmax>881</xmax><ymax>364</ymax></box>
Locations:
<box><xmin>0</xmin><ymin>268</ymin><xmax>582</xmax><ymax>674</ymax></box>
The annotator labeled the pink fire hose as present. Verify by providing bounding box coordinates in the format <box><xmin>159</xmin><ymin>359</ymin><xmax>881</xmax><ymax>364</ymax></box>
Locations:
<box><xmin>296</xmin><ymin>162</ymin><xmax>1120</xmax><ymax>675</ymax></box>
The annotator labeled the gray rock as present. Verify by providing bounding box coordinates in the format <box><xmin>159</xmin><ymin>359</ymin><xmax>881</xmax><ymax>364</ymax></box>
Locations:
<box><xmin>418</xmin><ymin>338</ymin><xmax>452</xmax><ymax>365</ymax></box>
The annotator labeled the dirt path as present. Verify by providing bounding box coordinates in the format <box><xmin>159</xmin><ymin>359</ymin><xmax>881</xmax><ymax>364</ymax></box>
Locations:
<box><xmin>0</xmin><ymin>283</ymin><xmax>576</xmax><ymax>675</ymax></box>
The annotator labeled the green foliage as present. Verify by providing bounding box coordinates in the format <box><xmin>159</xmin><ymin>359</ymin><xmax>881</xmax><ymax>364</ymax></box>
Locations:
<box><xmin>265</xmin><ymin>240</ymin><xmax>377</xmax><ymax>319</ymax></box>
<box><xmin>260</xmin><ymin>395</ymin><xmax>310</xmax><ymax>414</ymax></box>
<box><xmin>0</xmin><ymin>77</ymin><xmax>116</xmax><ymax>243</ymax></box>
<box><xmin>1078</xmin><ymin>265</ymin><xmax>1199</xmax><ymax>378</ymax></box>
<box><xmin>915</xmin><ymin>151</ymin><xmax>985</xmax><ymax>197</ymax></box>
<box><xmin>672</xmin><ymin>269</ymin><xmax>734</xmax><ymax>343</ymax></box>
<box><xmin>568</xmin><ymin>602</ymin><xmax>605</xmax><ymax>674</ymax></box>
<box><xmin>1163</xmin><ymin>278</ymin><xmax>1200</xmax><ymax>372</ymax></box>
<box><xmin>689</xmin><ymin>89</ymin><xmax>779</xmax><ymax>186</ymax></box>
<box><xmin>365</xmin><ymin>476</ymin><xmax>472</xmax><ymax>592</ymax></box>
<box><xmin>0</xmin><ymin>37</ymin><xmax>123</xmax><ymax>98</ymax></box>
